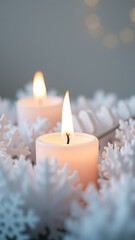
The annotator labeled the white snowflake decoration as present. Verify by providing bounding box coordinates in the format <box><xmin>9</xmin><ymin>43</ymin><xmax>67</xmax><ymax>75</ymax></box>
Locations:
<box><xmin>72</xmin><ymin>90</ymin><xmax>118</xmax><ymax>114</ymax></box>
<box><xmin>0</xmin><ymin>154</ymin><xmax>39</xmax><ymax>240</ymax></box>
<box><xmin>0</xmin><ymin>97</ymin><xmax>17</xmax><ymax>124</ymax></box>
<box><xmin>99</xmin><ymin>118</ymin><xmax>135</xmax><ymax>182</ymax></box>
<box><xmin>1</xmin><ymin>85</ymin><xmax>135</xmax><ymax>240</ymax></box>
<box><xmin>0</xmin><ymin>145</ymin><xmax>82</xmax><ymax>240</ymax></box>
<box><xmin>115</xmin><ymin>118</ymin><xmax>135</xmax><ymax>144</ymax></box>
<box><xmin>91</xmin><ymin>90</ymin><xmax>118</xmax><ymax>109</ymax></box>
<box><xmin>99</xmin><ymin>141</ymin><xmax>135</xmax><ymax>181</ymax></box>
<box><xmin>73</xmin><ymin>96</ymin><xmax>135</xmax><ymax>137</ymax></box>
<box><xmin>19</xmin><ymin>117</ymin><xmax>51</xmax><ymax>163</ymax></box>
<box><xmin>0</xmin><ymin>193</ymin><xmax>39</xmax><ymax>240</ymax></box>
<box><xmin>0</xmin><ymin>114</ymin><xmax>30</xmax><ymax>159</ymax></box>
<box><xmin>72</xmin><ymin>96</ymin><xmax>135</xmax><ymax>152</ymax></box>
<box><xmin>73</xmin><ymin>106</ymin><xmax>118</xmax><ymax>137</ymax></box>
<box><xmin>25</xmin><ymin>158</ymin><xmax>82</xmax><ymax>239</ymax></box>
<box><xmin>65</xmin><ymin>174</ymin><xmax>135</xmax><ymax>240</ymax></box>
<box><xmin>0</xmin><ymin>142</ymin><xmax>7</xmax><ymax>159</ymax></box>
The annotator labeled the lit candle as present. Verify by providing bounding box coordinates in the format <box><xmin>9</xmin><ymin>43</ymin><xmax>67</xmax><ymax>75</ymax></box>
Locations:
<box><xmin>17</xmin><ymin>72</ymin><xmax>63</xmax><ymax>129</ymax></box>
<box><xmin>36</xmin><ymin>91</ymin><xmax>99</xmax><ymax>189</ymax></box>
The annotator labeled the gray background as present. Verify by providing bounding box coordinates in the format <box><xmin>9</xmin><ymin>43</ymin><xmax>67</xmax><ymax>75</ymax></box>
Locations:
<box><xmin>0</xmin><ymin>0</ymin><xmax>135</xmax><ymax>99</ymax></box>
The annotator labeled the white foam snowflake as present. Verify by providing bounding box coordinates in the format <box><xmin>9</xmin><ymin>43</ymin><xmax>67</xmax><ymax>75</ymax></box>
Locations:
<box><xmin>73</xmin><ymin>96</ymin><xmax>135</xmax><ymax>138</ymax></box>
<box><xmin>99</xmin><ymin>141</ymin><xmax>135</xmax><ymax>181</ymax></box>
<box><xmin>0</xmin><ymin>142</ymin><xmax>7</xmax><ymax>159</ymax></box>
<box><xmin>0</xmin><ymin>114</ymin><xmax>30</xmax><ymax>159</ymax></box>
<box><xmin>91</xmin><ymin>90</ymin><xmax>118</xmax><ymax>109</ymax></box>
<box><xmin>0</xmin><ymin>149</ymin><xmax>82</xmax><ymax>240</ymax></box>
<box><xmin>0</xmin><ymin>97</ymin><xmax>17</xmax><ymax>124</ymax></box>
<box><xmin>115</xmin><ymin>118</ymin><xmax>135</xmax><ymax>145</ymax></box>
<box><xmin>24</xmin><ymin>158</ymin><xmax>82</xmax><ymax>239</ymax></box>
<box><xmin>0</xmin><ymin>192</ymin><xmax>39</xmax><ymax>240</ymax></box>
<box><xmin>72</xmin><ymin>90</ymin><xmax>118</xmax><ymax>114</ymax></box>
<box><xmin>73</xmin><ymin>106</ymin><xmax>118</xmax><ymax>138</ymax></box>
<box><xmin>2</xmin><ymin>88</ymin><xmax>135</xmax><ymax>240</ymax></box>
<box><xmin>65</xmin><ymin>174</ymin><xmax>135</xmax><ymax>240</ymax></box>
<box><xmin>0</xmin><ymin>154</ymin><xmax>39</xmax><ymax>240</ymax></box>
<box><xmin>99</xmin><ymin>118</ymin><xmax>135</xmax><ymax>183</ymax></box>
<box><xmin>19</xmin><ymin>117</ymin><xmax>51</xmax><ymax>163</ymax></box>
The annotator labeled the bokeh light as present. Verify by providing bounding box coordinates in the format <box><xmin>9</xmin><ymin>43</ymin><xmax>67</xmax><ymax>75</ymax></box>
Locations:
<box><xmin>86</xmin><ymin>14</ymin><xmax>101</xmax><ymax>30</ymax></box>
<box><xmin>90</xmin><ymin>26</ymin><xmax>104</xmax><ymax>38</ymax></box>
<box><xmin>120</xmin><ymin>28</ymin><xmax>134</xmax><ymax>43</ymax></box>
<box><xmin>103</xmin><ymin>34</ymin><xmax>118</xmax><ymax>48</ymax></box>
<box><xmin>130</xmin><ymin>8</ymin><xmax>135</xmax><ymax>23</ymax></box>
<box><xmin>84</xmin><ymin>0</ymin><xmax>99</xmax><ymax>7</ymax></box>
<box><xmin>85</xmin><ymin>1</ymin><xmax>135</xmax><ymax>47</ymax></box>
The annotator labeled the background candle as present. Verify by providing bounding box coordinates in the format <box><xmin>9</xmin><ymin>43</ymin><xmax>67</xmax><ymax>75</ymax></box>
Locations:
<box><xmin>36</xmin><ymin>91</ymin><xmax>99</xmax><ymax>189</ymax></box>
<box><xmin>17</xmin><ymin>72</ymin><xmax>63</xmax><ymax>129</ymax></box>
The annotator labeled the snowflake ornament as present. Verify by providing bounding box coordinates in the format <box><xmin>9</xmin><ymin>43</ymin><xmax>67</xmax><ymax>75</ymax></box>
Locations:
<box><xmin>72</xmin><ymin>90</ymin><xmax>118</xmax><ymax>114</ymax></box>
<box><xmin>0</xmin><ymin>155</ymin><xmax>39</xmax><ymax>240</ymax></box>
<box><xmin>1</xmin><ymin>85</ymin><xmax>135</xmax><ymax>240</ymax></box>
<box><xmin>25</xmin><ymin>158</ymin><xmax>82</xmax><ymax>239</ymax></box>
<box><xmin>0</xmin><ymin>97</ymin><xmax>17</xmax><ymax>124</ymax></box>
<box><xmin>0</xmin><ymin>114</ymin><xmax>30</xmax><ymax>159</ymax></box>
<box><xmin>65</xmin><ymin>174</ymin><xmax>135</xmax><ymax>240</ymax></box>
<box><xmin>0</xmin><ymin>193</ymin><xmax>39</xmax><ymax>240</ymax></box>
<box><xmin>99</xmin><ymin>118</ymin><xmax>135</xmax><ymax>182</ymax></box>
<box><xmin>72</xmin><ymin>96</ymin><xmax>135</xmax><ymax>151</ymax></box>
<box><xmin>73</xmin><ymin>96</ymin><xmax>135</xmax><ymax>137</ymax></box>
<box><xmin>99</xmin><ymin>142</ymin><xmax>135</xmax><ymax>181</ymax></box>
<box><xmin>0</xmin><ymin>148</ymin><xmax>82</xmax><ymax>240</ymax></box>
<box><xmin>91</xmin><ymin>90</ymin><xmax>118</xmax><ymax>109</ymax></box>
<box><xmin>73</xmin><ymin>105</ymin><xmax>119</xmax><ymax>138</ymax></box>
<box><xmin>0</xmin><ymin>142</ymin><xmax>7</xmax><ymax>159</ymax></box>
<box><xmin>19</xmin><ymin>117</ymin><xmax>51</xmax><ymax>163</ymax></box>
<box><xmin>115</xmin><ymin>118</ymin><xmax>135</xmax><ymax>145</ymax></box>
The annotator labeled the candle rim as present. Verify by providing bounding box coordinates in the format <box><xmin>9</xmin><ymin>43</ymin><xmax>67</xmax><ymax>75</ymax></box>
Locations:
<box><xmin>17</xmin><ymin>96</ymin><xmax>63</xmax><ymax>108</ymax></box>
<box><xmin>36</xmin><ymin>132</ymin><xmax>99</xmax><ymax>147</ymax></box>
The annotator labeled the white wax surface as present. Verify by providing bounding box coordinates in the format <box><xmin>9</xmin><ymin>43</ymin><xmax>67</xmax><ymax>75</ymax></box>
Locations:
<box><xmin>17</xmin><ymin>96</ymin><xmax>63</xmax><ymax>129</ymax></box>
<box><xmin>19</xmin><ymin>97</ymin><xmax>62</xmax><ymax>107</ymax></box>
<box><xmin>36</xmin><ymin>132</ymin><xmax>99</xmax><ymax>189</ymax></box>
<box><xmin>39</xmin><ymin>132</ymin><xmax>96</xmax><ymax>145</ymax></box>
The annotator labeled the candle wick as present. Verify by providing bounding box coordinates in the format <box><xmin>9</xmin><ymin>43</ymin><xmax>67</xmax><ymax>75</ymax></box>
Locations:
<box><xmin>66</xmin><ymin>133</ymin><xmax>70</xmax><ymax>144</ymax></box>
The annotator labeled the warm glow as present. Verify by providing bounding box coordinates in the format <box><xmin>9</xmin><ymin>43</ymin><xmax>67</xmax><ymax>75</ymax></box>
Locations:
<box><xmin>120</xmin><ymin>28</ymin><xmax>134</xmax><ymax>44</ymax></box>
<box><xmin>86</xmin><ymin>14</ymin><xmax>101</xmax><ymax>30</ymax></box>
<box><xmin>130</xmin><ymin>8</ymin><xmax>135</xmax><ymax>23</ymax></box>
<box><xmin>103</xmin><ymin>34</ymin><xmax>118</xmax><ymax>48</ymax></box>
<box><xmin>33</xmin><ymin>71</ymin><xmax>47</xmax><ymax>102</ymax></box>
<box><xmin>61</xmin><ymin>91</ymin><xmax>74</xmax><ymax>142</ymax></box>
<box><xmin>84</xmin><ymin>0</ymin><xmax>99</xmax><ymax>7</ymax></box>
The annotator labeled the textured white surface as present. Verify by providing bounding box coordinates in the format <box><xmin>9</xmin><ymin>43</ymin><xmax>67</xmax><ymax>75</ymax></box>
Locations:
<box><xmin>0</xmin><ymin>114</ymin><xmax>30</xmax><ymax>159</ymax></box>
<box><xmin>65</xmin><ymin>175</ymin><xmax>135</xmax><ymax>240</ymax></box>
<box><xmin>99</xmin><ymin>119</ymin><xmax>135</xmax><ymax>183</ymax></box>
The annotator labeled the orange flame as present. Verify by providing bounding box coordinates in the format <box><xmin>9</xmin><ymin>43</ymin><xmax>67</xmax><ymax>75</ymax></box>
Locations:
<box><xmin>61</xmin><ymin>91</ymin><xmax>74</xmax><ymax>142</ymax></box>
<box><xmin>33</xmin><ymin>71</ymin><xmax>46</xmax><ymax>103</ymax></box>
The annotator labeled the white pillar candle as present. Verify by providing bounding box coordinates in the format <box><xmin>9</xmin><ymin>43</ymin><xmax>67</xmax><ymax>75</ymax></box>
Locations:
<box><xmin>36</xmin><ymin>91</ymin><xmax>99</xmax><ymax>189</ymax></box>
<box><xmin>17</xmin><ymin>72</ymin><xmax>63</xmax><ymax>129</ymax></box>
<box><xmin>36</xmin><ymin>132</ymin><xmax>98</xmax><ymax>189</ymax></box>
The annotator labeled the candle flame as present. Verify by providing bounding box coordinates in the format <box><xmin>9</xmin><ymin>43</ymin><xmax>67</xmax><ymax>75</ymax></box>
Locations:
<box><xmin>61</xmin><ymin>91</ymin><xmax>74</xmax><ymax>142</ymax></box>
<box><xmin>33</xmin><ymin>71</ymin><xmax>47</xmax><ymax>102</ymax></box>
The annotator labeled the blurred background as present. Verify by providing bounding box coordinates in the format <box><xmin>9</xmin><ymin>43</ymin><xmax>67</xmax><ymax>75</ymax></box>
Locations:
<box><xmin>0</xmin><ymin>0</ymin><xmax>135</xmax><ymax>99</ymax></box>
